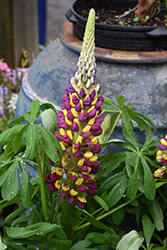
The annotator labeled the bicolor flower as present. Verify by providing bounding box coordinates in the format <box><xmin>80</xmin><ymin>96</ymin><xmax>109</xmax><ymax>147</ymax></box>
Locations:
<box><xmin>156</xmin><ymin>134</ymin><xmax>167</xmax><ymax>166</ymax></box>
<box><xmin>45</xmin><ymin>8</ymin><xmax>103</xmax><ymax>209</ymax></box>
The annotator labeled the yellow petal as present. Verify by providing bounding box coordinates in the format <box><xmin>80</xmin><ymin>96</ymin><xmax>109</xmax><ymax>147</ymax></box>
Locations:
<box><xmin>77</xmin><ymin>195</ymin><xmax>87</xmax><ymax>203</ymax></box>
<box><xmin>78</xmin><ymin>158</ymin><xmax>84</xmax><ymax>167</ymax></box>
<box><xmin>75</xmin><ymin>177</ymin><xmax>84</xmax><ymax>185</ymax></box>
<box><xmin>90</xmin><ymin>155</ymin><xmax>98</xmax><ymax>162</ymax></box>
<box><xmin>70</xmin><ymin>189</ymin><xmax>78</xmax><ymax>196</ymax></box>
<box><xmin>84</xmin><ymin>151</ymin><xmax>93</xmax><ymax>158</ymax></box>
<box><xmin>55</xmin><ymin>180</ymin><xmax>62</xmax><ymax>189</ymax></box>
<box><xmin>83</xmin><ymin>125</ymin><xmax>91</xmax><ymax>133</ymax></box>
<box><xmin>62</xmin><ymin>184</ymin><xmax>70</xmax><ymax>191</ymax></box>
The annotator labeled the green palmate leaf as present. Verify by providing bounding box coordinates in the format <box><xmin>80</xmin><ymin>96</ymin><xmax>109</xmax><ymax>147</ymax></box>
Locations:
<box><xmin>11</xmin><ymin>212</ymin><xmax>32</xmax><ymax>227</ymax></box>
<box><xmin>6</xmin><ymin>222</ymin><xmax>61</xmax><ymax>239</ymax></box>
<box><xmin>25</xmin><ymin>124</ymin><xmax>41</xmax><ymax>160</ymax></box>
<box><xmin>129</xmin><ymin>113</ymin><xmax>152</xmax><ymax>138</ymax></box>
<box><xmin>116</xmin><ymin>95</ymin><xmax>124</xmax><ymax>109</ymax></box>
<box><xmin>127</xmin><ymin>156</ymin><xmax>140</xmax><ymax>199</ymax></box>
<box><xmin>9</xmin><ymin>238</ymin><xmax>72</xmax><ymax>250</ymax></box>
<box><xmin>22</xmin><ymin>113</ymin><xmax>32</xmax><ymax>123</ymax></box>
<box><xmin>132</xmin><ymin>111</ymin><xmax>156</xmax><ymax>133</ymax></box>
<box><xmin>5</xmin><ymin>205</ymin><xmax>26</xmax><ymax>222</ymax></box>
<box><xmin>8</xmin><ymin>115</ymin><xmax>26</xmax><ymax>128</ymax></box>
<box><xmin>101</xmin><ymin>106</ymin><xmax>119</xmax><ymax>115</ymax></box>
<box><xmin>143</xmin><ymin>155</ymin><xmax>160</xmax><ymax>168</ymax></box>
<box><xmin>41</xmin><ymin>108</ymin><xmax>58</xmax><ymax>133</ymax></box>
<box><xmin>0</xmin><ymin>124</ymin><xmax>27</xmax><ymax>146</ymax></box>
<box><xmin>112</xmin><ymin>206</ymin><xmax>125</xmax><ymax>226</ymax></box>
<box><xmin>116</xmin><ymin>230</ymin><xmax>144</xmax><ymax>250</ymax></box>
<box><xmin>98</xmin><ymin>172</ymin><xmax>127</xmax><ymax>195</ymax></box>
<box><xmin>86</xmin><ymin>232</ymin><xmax>120</xmax><ymax>244</ymax></box>
<box><xmin>0</xmin><ymin>196</ymin><xmax>20</xmax><ymax>209</ymax></box>
<box><xmin>40</xmin><ymin>128</ymin><xmax>62</xmax><ymax>165</ymax></box>
<box><xmin>69</xmin><ymin>239</ymin><xmax>92</xmax><ymax>250</ymax></box>
<box><xmin>48</xmin><ymin>130</ymin><xmax>63</xmax><ymax>160</ymax></box>
<box><xmin>30</xmin><ymin>100</ymin><xmax>40</xmax><ymax>123</ymax></box>
<box><xmin>98</xmin><ymin>151</ymin><xmax>129</xmax><ymax>177</ymax></box>
<box><xmin>1</xmin><ymin>161</ymin><xmax>19</xmax><ymax>201</ymax></box>
<box><xmin>142</xmin><ymin>214</ymin><xmax>155</xmax><ymax>249</ymax></box>
<box><xmin>101</xmin><ymin>138</ymin><xmax>135</xmax><ymax>151</ymax></box>
<box><xmin>140</xmin><ymin>139</ymin><xmax>158</xmax><ymax>153</ymax></box>
<box><xmin>20</xmin><ymin>161</ymin><xmax>31</xmax><ymax>209</ymax></box>
<box><xmin>150</xmin><ymin>198</ymin><xmax>164</xmax><ymax>231</ymax></box>
<box><xmin>122</xmin><ymin>108</ymin><xmax>139</xmax><ymax>151</ymax></box>
<box><xmin>102</xmin><ymin>95</ymin><xmax>119</xmax><ymax>110</ymax></box>
<box><xmin>104</xmin><ymin>177</ymin><xmax>128</xmax><ymax>208</ymax></box>
<box><xmin>40</xmin><ymin>102</ymin><xmax>58</xmax><ymax>116</ymax></box>
<box><xmin>94</xmin><ymin>195</ymin><xmax>109</xmax><ymax>211</ymax></box>
<box><xmin>79</xmin><ymin>208</ymin><xmax>115</xmax><ymax>234</ymax></box>
<box><xmin>12</xmin><ymin>126</ymin><xmax>25</xmax><ymax>153</ymax></box>
<box><xmin>141</xmin><ymin>157</ymin><xmax>156</xmax><ymax>200</ymax></box>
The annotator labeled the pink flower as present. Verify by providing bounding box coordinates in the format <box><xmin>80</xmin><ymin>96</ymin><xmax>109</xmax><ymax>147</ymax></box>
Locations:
<box><xmin>0</xmin><ymin>62</ymin><xmax>11</xmax><ymax>73</ymax></box>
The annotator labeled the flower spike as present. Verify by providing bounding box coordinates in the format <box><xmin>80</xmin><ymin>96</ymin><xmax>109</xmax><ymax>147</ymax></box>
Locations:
<box><xmin>45</xmin><ymin>8</ymin><xmax>103</xmax><ymax>209</ymax></box>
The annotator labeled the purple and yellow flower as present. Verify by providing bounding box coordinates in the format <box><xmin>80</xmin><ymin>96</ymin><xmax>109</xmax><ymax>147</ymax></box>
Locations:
<box><xmin>45</xmin><ymin>9</ymin><xmax>103</xmax><ymax>209</ymax></box>
<box><xmin>153</xmin><ymin>134</ymin><xmax>167</xmax><ymax>179</ymax></box>
<box><xmin>156</xmin><ymin>134</ymin><xmax>167</xmax><ymax>166</ymax></box>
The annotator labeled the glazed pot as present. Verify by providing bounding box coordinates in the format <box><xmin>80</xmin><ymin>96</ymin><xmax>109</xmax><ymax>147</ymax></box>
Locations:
<box><xmin>66</xmin><ymin>0</ymin><xmax>167</xmax><ymax>51</ymax></box>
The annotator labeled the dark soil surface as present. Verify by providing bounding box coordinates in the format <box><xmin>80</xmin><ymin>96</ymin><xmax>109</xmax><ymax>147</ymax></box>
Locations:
<box><xmin>77</xmin><ymin>4</ymin><xmax>167</xmax><ymax>27</ymax></box>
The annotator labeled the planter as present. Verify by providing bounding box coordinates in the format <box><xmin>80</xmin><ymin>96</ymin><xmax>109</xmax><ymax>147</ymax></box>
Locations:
<box><xmin>66</xmin><ymin>0</ymin><xmax>167</xmax><ymax>51</ymax></box>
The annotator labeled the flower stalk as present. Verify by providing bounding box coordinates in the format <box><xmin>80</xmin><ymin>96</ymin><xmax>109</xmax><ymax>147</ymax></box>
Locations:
<box><xmin>45</xmin><ymin>8</ymin><xmax>104</xmax><ymax>211</ymax></box>
<box><xmin>36</xmin><ymin>146</ymin><xmax>49</xmax><ymax>222</ymax></box>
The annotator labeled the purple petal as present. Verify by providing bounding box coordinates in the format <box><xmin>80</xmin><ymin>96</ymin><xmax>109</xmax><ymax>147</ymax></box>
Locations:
<box><xmin>79</xmin><ymin>88</ymin><xmax>86</xmax><ymax>97</ymax></box>
<box><xmin>72</xmin><ymin>95</ymin><xmax>79</xmax><ymax>104</ymax></box>
<box><xmin>48</xmin><ymin>183</ymin><xmax>58</xmax><ymax>192</ymax></box>
<box><xmin>158</xmin><ymin>143</ymin><xmax>167</xmax><ymax>150</ymax></box>
<box><xmin>73</xmin><ymin>150</ymin><xmax>81</xmax><ymax>159</ymax></box>
<box><xmin>83</xmin><ymin>96</ymin><xmax>91</xmax><ymax>106</ymax></box>
<box><xmin>95</xmin><ymin>101</ymin><xmax>103</xmax><ymax>109</ymax></box>
<box><xmin>64</xmin><ymin>101</ymin><xmax>71</xmax><ymax>111</ymax></box>
<box><xmin>54</xmin><ymin>132</ymin><xmax>63</xmax><ymax>141</ymax></box>
<box><xmin>87</xmin><ymin>109</ymin><xmax>96</xmax><ymax>119</ymax></box>
<box><xmin>79</xmin><ymin>112</ymin><xmax>87</xmax><ymax>123</ymax></box>
<box><xmin>62</xmin><ymin>93</ymin><xmax>69</xmax><ymax>102</ymax></box>
<box><xmin>72</xmin><ymin>122</ymin><xmax>79</xmax><ymax>132</ymax></box>
<box><xmin>91</xmin><ymin>122</ymin><xmax>101</xmax><ymax>131</ymax></box>
<box><xmin>61</xmin><ymin>190</ymin><xmax>68</xmax><ymax>199</ymax></box>
<box><xmin>90</xmin><ymin>89</ymin><xmax>96</xmax><ymax>99</ymax></box>
<box><xmin>82</xmin><ymin>131</ymin><xmax>91</xmax><ymax>138</ymax></box>
<box><xmin>68</xmin><ymin>195</ymin><xmax>75</xmax><ymax>204</ymax></box>
<box><xmin>67</xmin><ymin>110</ymin><xmax>74</xmax><ymax>121</ymax></box>
<box><xmin>79</xmin><ymin>166</ymin><xmax>89</xmax><ymax>173</ymax></box>
<box><xmin>87</xmin><ymin>189</ymin><xmax>98</xmax><ymax>196</ymax></box>
<box><xmin>76</xmin><ymin>199</ymin><xmax>85</xmax><ymax>209</ymax></box>
<box><xmin>95</xmin><ymin>116</ymin><xmax>104</xmax><ymax>123</ymax></box>
<box><xmin>63</xmin><ymin>134</ymin><xmax>72</xmax><ymax>144</ymax></box>
<box><xmin>77</xmin><ymin>185</ymin><xmax>87</xmax><ymax>193</ymax></box>
<box><xmin>92</xmin><ymin>127</ymin><xmax>103</xmax><ymax>136</ymax></box>
<box><xmin>75</xmin><ymin>102</ymin><xmax>82</xmax><ymax>112</ymax></box>
<box><xmin>90</xmin><ymin>143</ymin><xmax>102</xmax><ymax>153</ymax></box>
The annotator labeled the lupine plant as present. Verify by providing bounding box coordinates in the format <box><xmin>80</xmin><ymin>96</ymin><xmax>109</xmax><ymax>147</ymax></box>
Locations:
<box><xmin>0</xmin><ymin>8</ymin><xmax>167</xmax><ymax>250</ymax></box>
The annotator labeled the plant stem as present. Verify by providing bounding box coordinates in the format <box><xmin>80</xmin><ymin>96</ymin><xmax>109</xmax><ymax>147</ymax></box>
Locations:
<box><xmin>36</xmin><ymin>148</ymin><xmax>49</xmax><ymax>222</ymax></box>
<box><xmin>73</xmin><ymin>193</ymin><xmax>143</xmax><ymax>232</ymax></box>
<box><xmin>105</xmin><ymin>112</ymin><xmax>121</xmax><ymax>142</ymax></box>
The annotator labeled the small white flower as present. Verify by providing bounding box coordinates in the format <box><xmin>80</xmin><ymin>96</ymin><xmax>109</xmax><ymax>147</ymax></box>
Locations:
<box><xmin>8</xmin><ymin>93</ymin><xmax>18</xmax><ymax>112</ymax></box>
